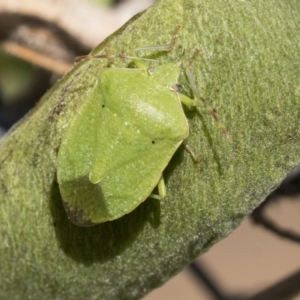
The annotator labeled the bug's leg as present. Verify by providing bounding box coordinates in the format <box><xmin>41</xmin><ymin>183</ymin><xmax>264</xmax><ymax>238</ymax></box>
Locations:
<box><xmin>76</xmin><ymin>25</ymin><xmax>181</xmax><ymax>63</ymax></box>
<box><xmin>177</xmin><ymin>92</ymin><xmax>199</xmax><ymax>108</ymax></box>
<box><xmin>75</xmin><ymin>46</ymin><xmax>114</xmax><ymax>62</ymax></box>
<box><xmin>186</xmin><ymin>49</ymin><xmax>228</xmax><ymax>138</ymax></box>
<box><xmin>149</xmin><ymin>175</ymin><xmax>166</xmax><ymax>200</ymax></box>
<box><xmin>171</xmin><ymin>93</ymin><xmax>201</xmax><ymax>162</ymax></box>
<box><xmin>75</xmin><ymin>42</ymin><xmax>157</xmax><ymax>63</ymax></box>
<box><xmin>75</xmin><ymin>52</ymin><xmax>157</xmax><ymax>63</ymax></box>
<box><xmin>135</xmin><ymin>24</ymin><xmax>182</xmax><ymax>52</ymax></box>
<box><xmin>75</xmin><ymin>25</ymin><xmax>181</xmax><ymax>65</ymax></box>
<box><xmin>183</xmin><ymin>140</ymin><xmax>200</xmax><ymax>163</ymax></box>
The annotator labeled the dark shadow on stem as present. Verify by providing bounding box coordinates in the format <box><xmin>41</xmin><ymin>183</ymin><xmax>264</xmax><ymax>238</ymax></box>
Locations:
<box><xmin>49</xmin><ymin>179</ymin><xmax>161</xmax><ymax>265</ymax></box>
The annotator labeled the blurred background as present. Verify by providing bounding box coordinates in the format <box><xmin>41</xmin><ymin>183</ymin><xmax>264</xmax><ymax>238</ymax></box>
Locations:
<box><xmin>1</xmin><ymin>0</ymin><xmax>300</xmax><ymax>299</ymax></box>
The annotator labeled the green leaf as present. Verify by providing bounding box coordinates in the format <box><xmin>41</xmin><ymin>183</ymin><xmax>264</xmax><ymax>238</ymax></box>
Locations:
<box><xmin>1</xmin><ymin>0</ymin><xmax>300</xmax><ymax>299</ymax></box>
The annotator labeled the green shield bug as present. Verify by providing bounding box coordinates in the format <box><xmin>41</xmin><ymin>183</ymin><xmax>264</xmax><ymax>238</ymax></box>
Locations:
<box><xmin>57</xmin><ymin>27</ymin><xmax>226</xmax><ymax>226</ymax></box>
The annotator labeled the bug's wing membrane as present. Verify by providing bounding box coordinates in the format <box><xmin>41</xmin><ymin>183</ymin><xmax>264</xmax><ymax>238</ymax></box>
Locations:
<box><xmin>88</xmin><ymin>138</ymin><xmax>184</xmax><ymax>224</ymax></box>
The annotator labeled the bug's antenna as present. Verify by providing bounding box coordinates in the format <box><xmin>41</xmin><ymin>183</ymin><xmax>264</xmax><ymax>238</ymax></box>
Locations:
<box><xmin>186</xmin><ymin>49</ymin><xmax>228</xmax><ymax>138</ymax></box>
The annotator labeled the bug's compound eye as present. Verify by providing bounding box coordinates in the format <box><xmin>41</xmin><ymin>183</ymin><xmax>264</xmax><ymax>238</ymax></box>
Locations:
<box><xmin>102</xmin><ymin>104</ymin><xmax>105</xmax><ymax>108</ymax></box>
<box><xmin>152</xmin><ymin>140</ymin><xmax>156</xmax><ymax>145</ymax></box>
<box><xmin>148</xmin><ymin>67</ymin><xmax>155</xmax><ymax>75</ymax></box>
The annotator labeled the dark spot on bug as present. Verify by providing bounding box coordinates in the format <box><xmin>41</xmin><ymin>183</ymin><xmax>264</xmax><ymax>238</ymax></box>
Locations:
<box><xmin>102</xmin><ymin>104</ymin><xmax>105</xmax><ymax>108</ymax></box>
<box><xmin>152</xmin><ymin>140</ymin><xmax>155</xmax><ymax>144</ymax></box>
